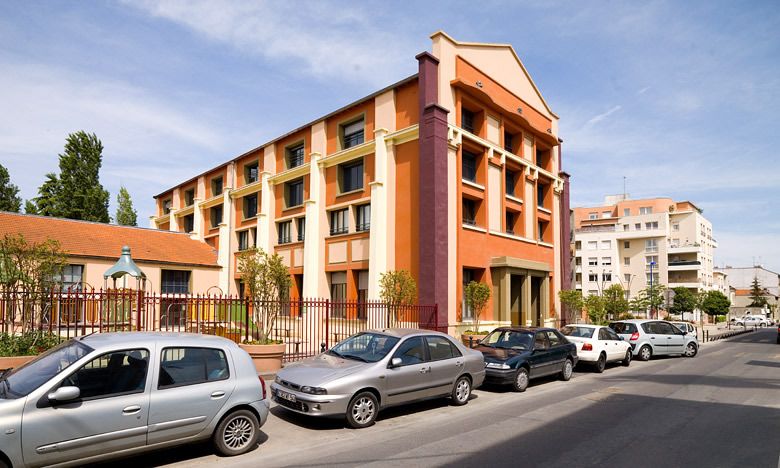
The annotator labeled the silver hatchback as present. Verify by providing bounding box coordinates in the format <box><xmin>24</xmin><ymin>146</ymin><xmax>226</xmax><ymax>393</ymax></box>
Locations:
<box><xmin>0</xmin><ymin>333</ymin><xmax>269</xmax><ymax>468</ymax></box>
<box><xmin>609</xmin><ymin>319</ymin><xmax>699</xmax><ymax>361</ymax></box>
<box><xmin>270</xmin><ymin>329</ymin><xmax>485</xmax><ymax>428</ymax></box>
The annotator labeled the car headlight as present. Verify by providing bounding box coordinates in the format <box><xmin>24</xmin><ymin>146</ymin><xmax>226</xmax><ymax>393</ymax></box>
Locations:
<box><xmin>274</xmin><ymin>376</ymin><xmax>282</xmax><ymax>385</ymax></box>
<box><xmin>300</xmin><ymin>386</ymin><xmax>328</xmax><ymax>395</ymax></box>
<box><xmin>485</xmin><ymin>362</ymin><xmax>511</xmax><ymax>369</ymax></box>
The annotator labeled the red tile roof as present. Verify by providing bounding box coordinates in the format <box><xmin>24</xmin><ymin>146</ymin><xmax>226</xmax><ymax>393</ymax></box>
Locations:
<box><xmin>0</xmin><ymin>212</ymin><xmax>218</xmax><ymax>268</ymax></box>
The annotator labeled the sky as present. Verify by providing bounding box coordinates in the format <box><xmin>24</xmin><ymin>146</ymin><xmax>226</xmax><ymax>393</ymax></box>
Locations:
<box><xmin>1</xmin><ymin>0</ymin><xmax>778</xmax><ymax>272</ymax></box>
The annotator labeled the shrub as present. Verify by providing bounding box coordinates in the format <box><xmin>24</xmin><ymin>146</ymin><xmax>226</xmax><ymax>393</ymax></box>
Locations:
<box><xmin>0</xmin><ymin>332</ymin><xmax>62</xmax><ymax>357</ymax></box>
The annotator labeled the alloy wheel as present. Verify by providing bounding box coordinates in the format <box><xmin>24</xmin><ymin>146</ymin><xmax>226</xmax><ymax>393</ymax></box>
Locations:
<box><xmin>351</xmin><ymin>396</ymin><xmax>376</xmax><ymax>425</ymax></box>
<box><xmin>222</xmin><ymin>415</ymin><xmax>255</xmax><ymax>451</ymax></box>
<box><xmin>684</xmin><ymin>343</ymin><xmax>698</xmax><ymax>357</ymax></box>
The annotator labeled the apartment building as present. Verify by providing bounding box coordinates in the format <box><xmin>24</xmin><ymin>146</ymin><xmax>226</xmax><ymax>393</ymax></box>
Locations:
<box><xmin>572</xmin><ymin>195</ymin><xmax>716</xmax><ymax>300</ymax></box>
<box><xmin>151</xmin><ymin>31</ymin><xmax>570</xmax><ymax>333</ymax></box>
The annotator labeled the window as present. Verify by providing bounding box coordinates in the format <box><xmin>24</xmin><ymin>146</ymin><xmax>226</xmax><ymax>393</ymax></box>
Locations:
<box><xmin>537</xmin><ymin>220</ymin><xmax>547</xmax><ymax>241</ymax></box>
<box><xmin>243</xmin><ymin>193</ymin><xmax>258</xmax><ymax>219</ymax></box>
<box><xmin>238</xmin><ymin>230</ymin><xmax>250</xmax><ymax>251</ymax></box>
<box><xmin>588</xmin><ymin>257</ymin><xmax>598</xmax><ymax>266</ymax></box>
<box><xmin>356</xmin><ymin>204</ymin><xmax>370</xmax><ymax>231</ymax></box>
<box><xmin>158</xmin><ymin>347</ymin><xmax>229</xmax><ymax>389</ymax></box>
<box><xmin>602</xmin><ymin>211</ymin><xmax>611</xmax><ymax>218</ymax></box>
<box><xmin>600</xmin><ymin>240</ymin><xmax>611</xmax><ymax>250</ymax></box>
<box><xmin>184</xmin><ymin>189</ymin><xmax>195</xmax><ymax>206</ymax></box>
<box><xmin>340</xmin><ymin>159</ymin><xmax>364</xmax><ymax>193</ymax></box>
<box><xmin>503</xmin><ymin>131</ymin><xmax>514</xmax><ymax>152</ymax></box>
<box><xmin>646</xmin><ymin>273</ymin><xmax>659</xmax><ymax>283</ymax></box>
<box><xmin>635</xmin><ymin>223</ymin><xmax>641</xmax><ymax>230</ymax></box>
<box><xmin>426</xmin><ymin>336</ymin><xmax>459</xmax><ymax>361</ymax></box>
<box><xmin>462</xmin><ymin>151</ymin><xmax>477</xmax><ymax>182</ymax></box>
<box><xmin>546</xmin><ymin>330</ymin><xmax>561</xmax><ymax>347</ymax></box>
<box><xmin>624</xmin><ymin>241</ymin><xmax>630</xmax><ymax>248</ymax></box>
<box><xmin>357</xmin><ymin>270</ymin><xmax>368</xmax><ymax>318</ymax></box>
<box><xmin>285</xmin><ymin>178</ymin><xmax>304</xmax><ymax>207</ymax></box>
<box><xmin>505</xmin><ymin>212</ymin><xmax>515</xmax><ymax>235</ymax></box>
<box><xmin>534</xmin><ymin>332</ymin><xmax>549</xmax><ymax>350</ymax></box>
<box><xmin>645</xmin><ymin>239</ymin><xmax>658</xmax><ymax>253</ymax></box>
<box><xmin>645</xmin><ymin>255</ymin><xmax>658</xmax><ymax>266</ymax></box>
<box><xmin>623</xmin><ymin>224</ymin><xmax>629</xmax><ymax>231</ymax></box>
<box><xmin>393</xmin><ymin>337</ymin><xmax>426</xmax><ymax>366</ymax></box>
<box><xmin>588</xmin><ymin>212</ymin><xmax>598</xmax><ymax>220</ymax></box>
<box><xmin>673</xmin><ymin>223</ymin><xmax>680</xmax><ymax>231</ymax></box>
<box><xmin>587</xmin><ymin>241</ymin><xmax>598</xmax><ymax>250</ymax></box>
<box><xmin>182</xmin><ymin>214</ymin><xmax>194</xmax><ymax>233</ymax></box>
<box><xmin>624</xmin><ymin>273</ymin><xmax>632</xmax><ymax>282</ymax></box>
<box><xmin>575</xmin><ymin>241</ymin><xmax>582</xmax><ymax>250</ymax></box>
<box><xmin>645</xmin><ymin>221</ymin><xmax>658</xmax><ymax>230</ymax></box>
<box><xmin>462</xmin><ymin>269</ymin><xmax>475</xmax><ymax>320</ymax></box>
<box><xmin>588</xmin><ymin>273</ymin><xmax>598</xmax><ymax>282</ymax></box>
<box><xmin>278</xmin><ymin>221</ymin><xmax>291</xmax><ymax>244</ymax></box>
<box><xmin>297</xmin><ymin>217</ymin><xmax>306</xmax><ymax>242</ymax></box>
<box><xmin>537</xmin><ymin>184</ymin><xmax>546</xmax><ymax>207</ymax></box>
<box><xmin>57</xmin><ymin>264</ymin><xmax>83</xmax><ymax>291</ymax></box>
<box><xmin>330</xmin><ymin>272</ymin><xmax>347</xmax><ymax>318</ymax></box>
<box><xmin>161</xmin><ymin>270</ymin><xmax>190</xmax><ymax>294</ymax></box>
<box><xmin>244</xmin><ymin>162</ymin><xmax>259</xmax><ymax>184</ymax></box>
<box><xmin>462</xmin><ymin>109</ymin><xmax>475</xmax><ymax>133</ymax></box>
<box><xmin>330</xmin><ymin>209</ymin><xmax>348</xmax><ymax>235</ymax></box>
<box><xmin>210</xmin><ymin>205</ymin><xmax>223</xmax><ymax>228</ymax></box>
<box><xmin>623</xmin><ymin>208</ymin><xmax>630</xmax><ymax>216</ymax></box>
<box><xmin>462</xmin><ymin>199</ymin><xmax>477</xmax><ymax>226</ymax></box>
<box><xmin>575</xmin><ymin>257</ymin><xmax>582</xmax><ymax>265</ymax></box>
<box><xmin>639</xmin><ymin>206</ymin><xmax>653</xmax><ymax>215</ymax></box>
<box><xmin>342</xmin><ymin>119</ymin><xmax>364</xmax><ymax>149</ymax></box>
<box><xmin>603</xmin><ymin>273</ymin><xmax>612</xmax><ymax>282</ymax></box>
<box><xmin>505</xmin><ymin>170</ymin><xmax>516</xmax><ymax>196</ymax></box>
<box><xmin>287</xmin><ymin>143</ymin><xmax>305</xmax><ymax>168</ymax></box>
<box><xmin>211</xmin><ymin>177</ymin><xmax>223</xmax><ymax>197</ymax></box>
<box><xmin>624</xmin><ymin>257</ymin><xmax>630</xmax><ymax>266</ymax></box>
<box><xmin>62</xmin><ymin>349</ymin><xmax>149</xmax><ymax>399</ymax></box>
<box><xmin>162</xmin><ymin>199</ymin><xmax>172</xmax><ymax>214</ymax></box>
<box><xmin>602</xmin><ymin>257</ymin><xmax>612</xmax><ymax>266</ymax></box>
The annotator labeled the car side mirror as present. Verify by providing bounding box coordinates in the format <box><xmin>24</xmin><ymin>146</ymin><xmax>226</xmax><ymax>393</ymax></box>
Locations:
<box><xmin>389</xmin><ymin>357</ymin><xmax>402</xmax><ymax>368</ymax></box>
<box><xmin>48</xmin><ymin>386</ymin><xmax>80</xmax><ymax>403</ymax></box>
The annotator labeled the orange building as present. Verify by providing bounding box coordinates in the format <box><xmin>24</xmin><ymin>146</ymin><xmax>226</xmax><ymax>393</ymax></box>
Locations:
<box><xmin>151</xmin><ymin>32</ymin><xmax>570</xmax><ymax>335</ymax></box>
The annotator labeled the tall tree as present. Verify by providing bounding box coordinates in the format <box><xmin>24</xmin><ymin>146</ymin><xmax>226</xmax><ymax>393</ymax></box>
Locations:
<box><xmin>700</xmin><ymin>290</ymin><xmax>730</xmax><ymax>318</ymax></box>
<box><xmin>56</xmin><ymin>131</ymin><xmax>110</xmax><ymax>222</ymax></box>
<box><xmin>0</xmin><ymin>163</ymin><xmax>22</xmax><ymax>212</ymax></box>
<box><xmin>669</xmin><ymin>287</ymin><xmax>697</xmax><ymax>319</ymax></box>
<box><xmin>28</xmin><ymin>173</ymin><xmax>61</xmax><ymax>216</ymax></box>
<box><xmin>115</xmin><ymin>186</ymin><xmax>138</xmax><ymax>226</ymax></box>
<box><xmin>748</xmin><ymin>277</ymin><xmax>768</xmax><ymax>308</ymax></box>
<box><xmin>603</xmin><ymin>284</ymin><xmax>629</xmax><ymax>320</ymax></box>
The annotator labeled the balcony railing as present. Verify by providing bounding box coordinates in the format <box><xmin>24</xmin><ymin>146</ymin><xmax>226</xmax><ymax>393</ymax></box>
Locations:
<box><xmin>669</xmin><ymin>260</ymin><xmax>701</xmax><ymax>266</ymax></box>
<box><xmin>329</xmin><ymin>226</ymin><xmax>348</xmax><ymax>236</ymax></box>
<box><xmin>576</xmin><ymin>225</ymin><xmax>616</xmax><ymax>233</ymax></box>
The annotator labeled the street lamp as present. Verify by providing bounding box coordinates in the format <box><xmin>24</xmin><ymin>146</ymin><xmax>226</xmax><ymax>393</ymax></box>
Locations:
<box><xmin>649</xmin><ymin>261</ymin><xmax>656</xmax><ymax>319</ymax></box>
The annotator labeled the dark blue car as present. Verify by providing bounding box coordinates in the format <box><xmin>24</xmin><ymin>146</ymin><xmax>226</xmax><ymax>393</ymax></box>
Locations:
<box><xmin>474</xmin><ymin>327</ymin><xmax>578</xmax><ymax>392</ymax></box>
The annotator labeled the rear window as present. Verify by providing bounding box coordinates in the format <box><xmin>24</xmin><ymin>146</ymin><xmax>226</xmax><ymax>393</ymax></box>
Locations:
<box><xmin>560</xmin><ymin>326</ymin><xmax>595</xmax><ymax>338</ymax></box>
<box><xmin>159</xmin><ymin>347</ymin><xmax>229</xmax><ymax>389</ymax></box>
<box><xmin>609</xmin><ymin>322</ymin><xmax>637</xmax><ymax>334</ymax></box>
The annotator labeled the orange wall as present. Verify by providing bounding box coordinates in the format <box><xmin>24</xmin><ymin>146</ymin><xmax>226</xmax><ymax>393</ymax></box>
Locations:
<box><xmin>275</xmin><ymin>129</ymin><xmax>310</xmax><ymax>173</ymax></box>
<box><xmin>393</xmin><ymin>141</ymin><xmax>419</xmax><ymax>286</ymax></box>
<box><xmin>326</xmin><ymin>100</ymin><xmax>375</xmax><ymax>154</ymax></box>
<box><xmin>324</xmin><ymin>154</ymin><xmax>375</xmax><ymax>205</ymax></box>
<box><xmin>395</xmin><ymin>80</ymin><xmax>419</xmax><ymax>129</ymax></box>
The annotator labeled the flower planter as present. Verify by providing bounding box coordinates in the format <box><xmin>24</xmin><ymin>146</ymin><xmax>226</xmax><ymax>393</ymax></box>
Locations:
<box><xmin>461</xmin><ymin>334</ymin><xmax>488</xmax><ymax>348</ymax></box>
<box><xmin>239</xmin><ymin>343</ymin><xmax>286</xmax><ymax>373</ymax></box>
<box><xmin>0</xmin><ymin>355</ymin><xmax>35</xmax><ymax>370</ymax></box>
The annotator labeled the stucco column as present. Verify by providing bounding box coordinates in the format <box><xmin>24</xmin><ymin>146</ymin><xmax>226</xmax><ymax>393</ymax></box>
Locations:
<box><xmin>522</xmin><ymin>274</ymin><xmax>532</xmax><ymax>326</ymax></box>
<box><xmin>191</xmin><ymin>198</ymin><xmax>204</xmax><ymax>241</ymax></box>
<box><xmin>256</xmin><ymin>172</ymin><xmax>272</xmax><ymax>253</ymax></box>
<box><xmin>367</xmin><ymin>129</ymin><xmax>389</xmax><ymax>300</ymax></box>
<box><xmin>543</xmin><ymin>274</ymin><xmax>551</xmax><ymax>324</ymax></box>
<box><xmin>302</xmin><ymin>153</ymin><xmax>323</xmax><ymax>298</ymax></box>
<box><xmin>217</xmin><ymin>190</ymin><xmax>234</xmax><ymax>294</ymax></box>
<box><xmin>168</xmin><ymin>213</ymin><xmax>178</xmax><ymax>232</ymax></box>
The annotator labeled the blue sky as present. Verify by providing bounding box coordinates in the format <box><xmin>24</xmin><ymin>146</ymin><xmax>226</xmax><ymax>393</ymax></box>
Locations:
<box><xmin>1</xmin><ymin>1</ymin><xmax>778</xmax><ymax>272</ymax></box>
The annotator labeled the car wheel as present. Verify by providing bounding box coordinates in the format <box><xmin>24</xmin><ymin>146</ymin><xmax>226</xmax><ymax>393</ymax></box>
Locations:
<box><xmin>594</xmin><ymin>353</ymin><xmax>606</xmax><ymax>373</ymax></box>
<box><xmin>213</xmin><ymin>409</ymin><xmax>259</xmax><ymax>456</ymax></box>
<box><xmin>451</xmin><ymin>375</ymin><xmax>471</xmax><ymax>406</ymax></box>
<box><xmin>684</xmin><ymin>342</ymin><xmax>698</xmax><ymax>358</ymax></box>
<box><xmin>512</xmin><ymin>367</ymin><xmax>529</xmax><ymax>392</ymax></box>
<box><xmin>346</xmin><ymin>391</ymin><xmax>378</xmax><ymax>429</ymax></box>
<box><xmin>622</xmin><ymin>349</ymin><xmax>632</xmax><ymax>367</ymax></box>
<box><xmin>560</xmin><ymin>359</ymin><xmax>573</xmax><ymax>381</ymax></box>
<box><xmin>638</xmin><ymin>345</ymin><xmax>652</xmax><ymax>361</ymax></box>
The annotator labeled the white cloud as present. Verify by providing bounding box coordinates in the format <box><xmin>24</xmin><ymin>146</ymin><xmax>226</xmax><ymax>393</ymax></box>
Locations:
<box><xmin>124</xmin><ymin>0</ymin><xmax>420</xmax><ymax>87</ymax></box>
<box><xmin>585</xmin><ymin>105</ymin><xmax>621</xmax><ymax>126</ymax></box>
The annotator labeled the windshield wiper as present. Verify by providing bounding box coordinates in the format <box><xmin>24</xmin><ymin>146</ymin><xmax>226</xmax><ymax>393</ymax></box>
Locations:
<box><xmin>341</xmin><ymin>354</ymin><xmax>369</xmax><ymax>362</ymax></box>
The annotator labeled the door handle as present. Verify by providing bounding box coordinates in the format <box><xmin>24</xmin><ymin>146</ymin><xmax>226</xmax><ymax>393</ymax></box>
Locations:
<box><xmin>650</xmin><ymin>337</ymin><xmax>656</xmax><ymax>339</ymax></box>
<box><xmin>211</xmin><ymin>391</ymin><xmax>226</xmax><ymax>399</ymax></box>
<box><xmin>455</xmin><ymin>361</ymin><xmax>464</xmax><ymax>367</ymax></box>
<box><xmin>122</xmin><ymin>405</ymin><xmax>141</xmax><ymax>415</ymax></box>
<box><xmin>667</xmin><ymin>337</ymin><xmax>672</xmax><ymax>339</ymax></box>
<box><xmin>419</xmin><ymin>367</ymin><xmax>430</xmax><ymax>374</ymax></box>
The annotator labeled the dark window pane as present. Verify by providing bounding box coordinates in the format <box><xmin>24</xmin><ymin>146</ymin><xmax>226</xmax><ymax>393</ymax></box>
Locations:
<box><xmin>426</xmin><ymin>336</ymin><xmax>455</xmax><ymax>361</ymax></box>
<box><xmin>356</xmin><ymin>204</ymin><xmax>370</xmax><ymax>231</ymax></box>
<box><xmin>343</xmin><ymin>120</ymin><xmax>365</xmax><ymax>149</ymax></box>
<box><xmin>183</xmin><ymin>214</ymin><xmax>194</xmax><ymax>233</ymax></box>
<box><xmin>287</xmin><ymin>144</ymin><xmax>305</xmax><ymax>168</ymax></box>
<box><xmin>211</xmin><ymin>177</ymin><xmax>223</xmax><ymax>196</ymax></box>
<box><xmin>330</xmin><ymin>209</ymin><xmax>348</xmax><ymax>235</ymax></box>
<box><xmin>245</xmin><ymin>163</ymin><xmax>259</xmax><ymax>184</ymax></box>
<box><xmin>297</xmin><ymin>218</ymin><xmax>306</xmax><ymax>242</ymax></box>
<box><xmin>505</xmin><ymin>170</ymin><xmax>515</xmax><ymax>196</ymax></box>
<box><xmin>286</xmin><ymin>179</ymin><xmax>304</xmax><ymax>207</ymax></box>
<box><xmin>184</xmin><ymin>189</ymin><xmax>195</xmax><ymax>206</ymax></box>
<box><xmin>238</xmin><ymin>230</ymin><xmax>250</xmax><ymax>251</ymax></box>
<box><xmin>504</xmin><ymin>131</ymin><xmax>514</xmax><ymax>152</ymax></box>
<box><xmin>210</xmin><ymin>205</ymin><xmax>223</xmax><ymax>227</ymax></box>
<box><xmin>341</xmin><ymin>161</ymin><xmax>364</xmax><ymax>192</ymax></box>
<box><xmin>278</xmin><ymin>221</ymin><xmax>291</xmax><ymax>244</ymax></box>
<box><xmin>158</xmin><ymin>347</ymin><xmax>230</xmax><ymax>388</ymax></box>
<box><xmin>463</xmin><ymin>199</ymin><xmax>476</xmax><ymax>226</ymax></box>
<box><xmin>162</xmin><ymin>270</ymin><xmax>190</xmax><ymax>294</ymax></box>
<box><xmin>63</xmin><ymin>349</ymin><xmax>149</xmax><ymax>399</ymax></box>
<box><xmin>462</xmin><ymin>109</ymin><xmax>475</xmax><ymax>133</ymax></box>
<box><xmin>393</xmin><ymin>337</ymin><xmax>426</xmax><ymax>366</ymax></box>
<box><xmin>462</xmin><ymin>151</ymin><xmax>477</xmax><ymax>182</ymax></box>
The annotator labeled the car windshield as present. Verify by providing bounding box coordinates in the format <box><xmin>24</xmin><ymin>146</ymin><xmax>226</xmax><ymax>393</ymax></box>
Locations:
<box><xmin>328</xmin><ymin>332</ymin><xmax>400</xmax><ymax>363</ymax></box>
<box><xmin>0</xmin><ymin>339</ymin><xmax>92</xmax><ymax>399</ymax></box>
<box><xmin>482</xmin><ymin>330</ymin><xmax>533</xmax><ymax>350</ymax></box>
<box><xmin>609</xmin><ymin>322</ymin><xmax>637</xmax><ymax>334</ymax></box>
<box><xmin>560</xmin><ymin>326</ymin><xmax>595</xmax><ymax>338</ymax></box>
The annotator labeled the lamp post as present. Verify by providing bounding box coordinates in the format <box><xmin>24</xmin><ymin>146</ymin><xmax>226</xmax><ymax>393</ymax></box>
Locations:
<box><xmin>649</xmin><ymin>261</ymin><xmax>656</xmax><ymax>319</ymax></box>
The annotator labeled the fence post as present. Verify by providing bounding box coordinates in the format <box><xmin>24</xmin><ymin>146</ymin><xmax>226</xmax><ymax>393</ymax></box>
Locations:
<box><xmin>244</xmin><ymin>298</ymin><xmax>250</xmax><ymax>343</ymax></box>
<box><xmin>324</xmin><ymin>299</ymin><xmax>330</xmax><ymax>350</ymax></box>
<box><xmin>136</xmin><ymin>289</ymin><xmax>143</xmax><ymax>331</ymax></box>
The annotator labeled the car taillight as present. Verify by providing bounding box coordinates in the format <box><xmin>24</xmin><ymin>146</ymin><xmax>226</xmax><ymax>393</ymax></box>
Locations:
<box><xmin>630</xmin><ymin>332</ymin><xmax>640</xmax><ymax>341</ymax></box>
<box><xmin>582</xmin><ymin>343</ymin><xmax>593</xmax><ymax>351</ymax></box>
<box><xmin>258</xmin><ymin>375</ymin><xmax>267</xmax><ymax>400</ymax></box>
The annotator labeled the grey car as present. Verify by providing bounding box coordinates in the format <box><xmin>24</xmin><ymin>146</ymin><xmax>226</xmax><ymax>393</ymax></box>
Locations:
<box><xmin>270</xmin><ymin>329</ymin><xmax>485</xmax><ymax>428</ymax></box>
<box><xmin>0</xmin><ymin>332</ymin><xmax>269</xmax><ymax>468</ymax></box>
<box><xmin>609</xmin><ymin>319</ymin><xmax>699</xmax><ymax>361</ymax></box>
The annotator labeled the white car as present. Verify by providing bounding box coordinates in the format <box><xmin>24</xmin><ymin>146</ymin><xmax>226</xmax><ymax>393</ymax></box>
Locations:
<box><xmin>735</xmin><ymin>315</ymin><xmax>771</xmax><ymax>327</ymax></box>
<box><xmin>560</xmin><ymin>324</ymin><xmax>632</xmax><ymax>373</ymax></box>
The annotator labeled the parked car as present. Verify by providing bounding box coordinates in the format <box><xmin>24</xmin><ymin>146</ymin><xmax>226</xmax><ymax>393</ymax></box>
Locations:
<box><xmin>474</xmin><ymin>327</ymin><xmax>577</xmax><ymax>392</ymax></box>
<box><xmin>270</xmin><ymin>329</ymin><xmax>485</xmax><ymax>428</ymax></box>
<box><xmin>0</xmin><ymin>332</ymin><xmax>269</xmax><ymax>468</ymax></box>
<box><xmin>734</xmin><ymin>315</ymin><xmax>771</xmax><ymax>327</ymax></box>
<box><xmin>671</xmin><ymin>321</ymin><xmax>697</xmax><ymax>336</ymax></box>
<box><xmin>560</xmin><ymin>324</ymin><xmax>632</xmax><ymax>372</ymax></box>
<box><xmin>609</xmin><ymin>319</ymin><xmax>698</xmax><ymax>361</ymax></box>
<box><xmin>777</xmin><ymin>323</ymin><xmax>780</xmax><ymax>344</ymax></box>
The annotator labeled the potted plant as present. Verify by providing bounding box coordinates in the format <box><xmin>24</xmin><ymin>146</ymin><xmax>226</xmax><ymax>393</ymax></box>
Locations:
<box><xmin>0</xmin><ymin>332</ymin><xmax>62</xmax><ymax>370</ymax></box>
<box><xmin>461</xmin><ymin>281</ymin><xmax>491</xmax><ymax>347</ymax></box>
<box><xmin>236</xmin><ymin>248</ymin><xmax>291</xmax><ymax>373</ymax></box>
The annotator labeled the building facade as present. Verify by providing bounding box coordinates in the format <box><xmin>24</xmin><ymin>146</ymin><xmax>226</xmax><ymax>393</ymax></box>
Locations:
<box><xmin>572</xmin><ymin>196</ymin><xmax>717</xmax><ymax>301</ymax></box>
<box><xmin>151</xmin><ymin>32</ymin><xmax>570</xmax><ymax>334</ymax></box>
<box><xmin>716</xmin><ymin>265</ymin><xmax>779</xmax><ymax>319</ymax></box>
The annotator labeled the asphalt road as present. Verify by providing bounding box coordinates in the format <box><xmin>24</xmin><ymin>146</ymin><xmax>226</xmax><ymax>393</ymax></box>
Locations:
<box><xmin>124</xmin><ymin>328</ymin><xmax>780</xmax><ymax>468</ymax></box>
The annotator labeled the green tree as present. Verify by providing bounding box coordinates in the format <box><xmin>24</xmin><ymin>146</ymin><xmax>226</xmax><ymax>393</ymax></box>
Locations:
<box><xmin>56</xmin><ymin>131</ymin><xmax>110</xmax><ymax>222</ymax></box>
<box><xmin>629</xmin><ymin>291</ymin><xmax>649</xmax><ymax>314</ymax></box>
<box><xmin>378</xmin><ymin>270</ymin><xmax>417</xmax><ymax>306</ymax></box>
<box><xmin>0</xmin><ymin>164</ymin><xmax>22</xmax><ymax>212</ymax></box>
<box><xmin>584</xmin><ymin>294</ymin><xmax>606</xmax><ymax>324</ymax></box>
<box><xmin>699</xmin><ymin>290</ymin><xmax>730</xmax><ymax>318</ymax></box>
<box><xmin>642</xmin><ymin>283</ymin><xmax>667</xmax><ymax>317</ymax></box>
<box><xmin>236</xmin><ymin>247</ymin><xmax>291</xmax><ymax>344</ymax></box>
<box><xmin>603</xmin><ymin>284</ymin><xmax>629</xmax><ymax>320</ymax></box>
<box><xmin>464</xmin><ymin>281</ymin><xmax>491</xmax><ymax>333</ymax></box>
<box><xmin>669</xmin><ymin>287</ymin><xmax>697</xmax><ymax>320</ymax></box>
<box><xmin>28</xmin><ymin>173</ymin><xmax>61</xmax><ymax>216</ymax></box>
<box><xmin>115</xmin><ymin>186</ymin><xmax>138</xmax><ymax>226</ymax></box>
<box><xmin>558</xmin><ymin>289</ymin><xmax>583</xmax><ymax>322</ymax></box>
<box><xmin>748</xmin><ymin>277</ymin><xmax>768</xmax><ymax>308</ymax></box>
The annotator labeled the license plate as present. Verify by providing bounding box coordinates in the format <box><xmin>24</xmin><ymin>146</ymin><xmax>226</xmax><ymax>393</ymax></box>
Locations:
<box><xmin>276</xmin><ymin>389</ymin><xmax>296</xmax><ymax>402</ymax></box>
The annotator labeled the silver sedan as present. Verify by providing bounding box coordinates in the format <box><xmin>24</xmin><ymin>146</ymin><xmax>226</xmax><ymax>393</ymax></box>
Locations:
<box><xmin>0</xmin><ymin>332</ymin><xmax>269</xmax><ymax>467</ymax></box>
<box><xmin>270</xmin><ymin>328</ymin><xmax>485</xmax><ymax>428</ymax></box>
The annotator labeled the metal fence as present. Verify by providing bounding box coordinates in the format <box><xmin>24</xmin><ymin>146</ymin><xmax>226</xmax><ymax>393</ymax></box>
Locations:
<box><xmin>0</xmin><ymin>289</ymin><xmax>440</xmax><ymax>362</ymax></box>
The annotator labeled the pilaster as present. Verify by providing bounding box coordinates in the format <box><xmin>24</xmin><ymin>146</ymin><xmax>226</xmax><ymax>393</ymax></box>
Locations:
<box><xmin>257</xmin><ymin>172</ymin><xmax>273</xmax><ymax>253</ymax></box>
<box><xmin>302</xmin><ymin>152</ymin><xmax>323</xmax><ymax>298</ymax></box>
<box><xmin>367</xmin><ymin>129</ymin><xmax>389</xmax><ymax>299</ymax></box>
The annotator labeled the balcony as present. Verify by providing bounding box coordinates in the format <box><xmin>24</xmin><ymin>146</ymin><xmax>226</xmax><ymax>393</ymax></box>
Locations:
<box><xmin>668</xmin><ymin>260</ymin><xmax>702</xmax><ymax>271</ymax></box>
<box><xmin>668</xmin><ymin>280</ymin><xmax>701</xmax><ymax>289</ymax></box>
<box><xmin>668</xmin><ymin>243</ymin><xmax>701</xmax><ymax>254</ymax></box>
<box><xmin>576</xmin><ymin>225</ymin><xmax>616</xmax><ymax>233</ymax></box>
